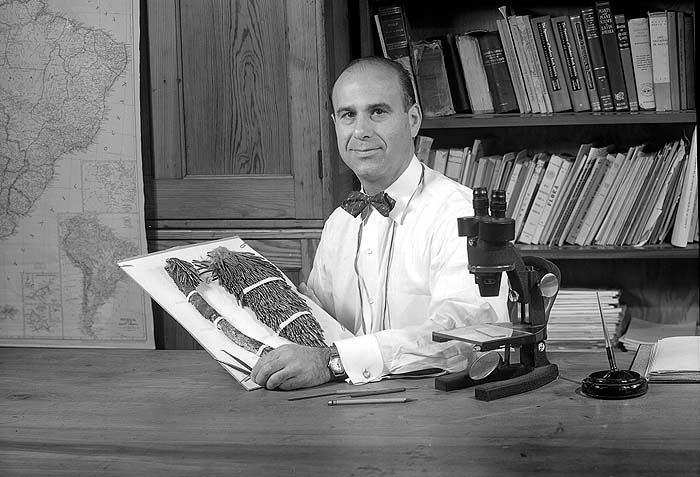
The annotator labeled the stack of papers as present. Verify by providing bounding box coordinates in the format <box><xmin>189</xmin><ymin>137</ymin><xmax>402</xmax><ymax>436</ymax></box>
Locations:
<box><xmin>546</xmin><ymin>288</ymin><xmax>624</xmax><ymax>350</ymax></box>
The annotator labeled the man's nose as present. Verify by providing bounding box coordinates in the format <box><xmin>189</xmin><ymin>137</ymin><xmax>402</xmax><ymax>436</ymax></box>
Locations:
<box><xmin>352</xmin><ymin>115</ymin><xmax>372</xmax><ymax>138</ymax></box>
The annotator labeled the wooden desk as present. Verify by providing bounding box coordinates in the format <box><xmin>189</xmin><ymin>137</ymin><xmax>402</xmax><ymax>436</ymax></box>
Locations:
<box><xmin>1</xmin><ymin>348</ymin><xmax>698</xmax><ymax>475</ymax></box>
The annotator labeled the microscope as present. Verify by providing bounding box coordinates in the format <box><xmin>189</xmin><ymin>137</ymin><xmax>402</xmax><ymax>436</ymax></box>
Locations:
<box><xmin>433</xmin><ymin>188</ymin><xmax>560</xmax><ymax>401</ymax></box>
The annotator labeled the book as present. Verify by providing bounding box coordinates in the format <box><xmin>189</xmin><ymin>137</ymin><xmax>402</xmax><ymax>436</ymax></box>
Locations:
<box><xmin>595</xmin><ymin>2</ymin><xmax>628</xmax><ymax>111</ymax></box>
<box><xmin>445</xmin><ymin>147</ymin><xmax>465</xmax><ymax>181</ymax></box>
<box><xmin>551</xmin><ymin>15</ymin><xmax>591</xmax><ymax>112</ymax></box>
<box><xmin>623</xmin><ymin>142</ymin><xmax>680</xmax><ymax>244</ymax></box>
<box><xmin>576</xmin><ymin>152</ymin><xmax>625</xmax><ymax>246</ymax></box>
<box><xmin>534</xmin><ymin>154</ymin><xmax>573</xmax><ymax>244</ymax></box>
<box><xmin>651</xmin><ymin>153</ymin><xmax>687</xmax><ymax>244</ymax></box>
<box><xmin>614</xmin><ymin>14</ymin><xmax>639</xmax><ymax>112</ymax></box>
<box><xmin>676</xmin><ymin>12</ymin><xmax>687</xmax><ymax>111</ymax></box>
<box><xmin>504</xmin><ymin>151</ymin><xmax>532</xmax><ymax>217</ymax></box>
<box><xmin>411</xmin><ymin>40</ymin><xmax>455</xmax><ymax>117</ymax></box>
<box><xmin>683</xmin><ymin>15</ymin><xmax>695</xmax><ymax>110</ymax></box>
<box><xmin>627</xmin><ymin>17</ymin><xmax>656</xmax><ymax>110</ymax></box>
<box><xmin>666</xmin><ymin>12</ymin><xmax>681</xmax><ymax>111</ymax></box>
<box><xmin>630</xmin><ymin>336</ymin><xmax>700</xmax><ymax>383</ymax></box>
<box><xmin>476</xmin><ymin>31</ymin><xmax>519</xmax><ymax>113</ymax></box>
<box><xmin>496</xmin><ymin>10</ymin><xmax>531</xmax><ymax>113</ymax></box>
<box><xmin>414</xmin><ymin>135</ymin><xmax>434</xmax><ymax>164</ymax></box>
<box><xmin>531</xmin><ymin>16</ymin><xmax>572</xmax><ymax>112</ymax></box>
<box><xmin>432</xmin><ymin>148</ymin><xmax>449</xmax><ymax>174</ymax></box>
<box><xmin>458</xmin><ymin>146</ymin><xmax>473</xmax><ymax>186</ymax></box>
<box><xmin>672</xmin><ymin>126</ymin><xmax>697</xmax><ymax>247</ymax></box>
<box><xmin>581</xmin><ymin>8</ymin><xmax>614</xmax><ymax>111</ymax></box>
<box><xmin>440</xmin><ymin>34</ymin><xmax>471</xmax><ymax>113</ymax></box>
<box><xmin>633</xmin><ymin>142</ymin><xmax>686</xmax><ymax>245</ymax></box>
<box><xmin>515</xmin><ymin>155</ymin><xmax>547</xmax><ymax>239</ymax></box>
<box><xmin>570</xmin><ymin>14</ymin><xmax>602</xmax><ymax>112</ymax></box>
<box><xmin>475</xmin><ymin>155</ymin><xmax>500</xmax><ymax>192</ymax></box>
<box><xmin>648</xmin><ymin>12</ymin><xmax>671</xmax><ymax>111</ymax></box>
<box><xmin>376</xmin><ymin>5</ymin><xmax>421</xmax><ymax>107</ymax></box>
<box><xmin>520</xmin><ymin>153</ymin><xmax>561</xmax><ymax>244</ymax></box>
<box><xmin>497</xmin><ymin>151</ymin><xmax>517</xmax><ymax>191</ymax></box>
<box><xmin>608</xmin><ymin>150</ymin><xmax>655</xmax><ymax>245</ymax></box>
<box><xmin>555</xmin><ymin>146</ymin><xmax>603</xmax><ymax>245</ymax></box>
<box><xmin>454</xmin><ymin>33</ymin><xmax>494</xmax><ymax>114</ymax></box>
<box><xmin>465</xmin><ymin>138</ymin><xmax>488</xmax><ymax>188</ymax></box>
<box><xmin>545</xmin><ymin>143</ymin><xmax>593</xmax><ymax>245</ymax></box>
<box><xmin>595</xmin><ymin>146</ymin><xmax>645</xmax><ymax>244</ymax></box>
<box><xmin>510</xmin><ymin>15</ymin><xmax>552</xmax><ymax>113</ymax></box>
<box><xmin>564</xmin><ymin>150</ymin><xmax>611</xmax><ymax>244</ymax></box>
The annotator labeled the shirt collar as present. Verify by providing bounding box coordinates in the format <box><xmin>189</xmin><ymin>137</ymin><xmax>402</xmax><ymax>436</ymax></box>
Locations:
<box><xmin>384</xmin><ymin>156</ymin><xmax>423</xmax><ymax>224</ymax></box>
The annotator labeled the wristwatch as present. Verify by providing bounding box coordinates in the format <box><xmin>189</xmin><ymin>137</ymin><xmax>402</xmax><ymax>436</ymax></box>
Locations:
<box><xmin>327</xmin><ymin>344</ymin><xmax>348</xmax><ymax>382</ymax></box>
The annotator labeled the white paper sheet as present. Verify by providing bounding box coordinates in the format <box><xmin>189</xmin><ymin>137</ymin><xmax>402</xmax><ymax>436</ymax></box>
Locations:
<box><xmin>118</xmin><ymin>236</ymin><xmax>354</xmax><ymax>390</ymax></box>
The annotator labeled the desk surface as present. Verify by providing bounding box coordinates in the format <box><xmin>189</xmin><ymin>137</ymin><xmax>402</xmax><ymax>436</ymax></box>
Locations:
<box><xmin>1</xmin><ymin>348</ymin><xmax>698</xmax><ymax>476</ymax></box>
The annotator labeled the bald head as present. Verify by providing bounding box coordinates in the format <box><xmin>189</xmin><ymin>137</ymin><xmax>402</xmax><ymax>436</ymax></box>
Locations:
<box><xmin>332</xmin><ymin>57</ymin><xmax>416</xmax><ymax>112</ymax></box>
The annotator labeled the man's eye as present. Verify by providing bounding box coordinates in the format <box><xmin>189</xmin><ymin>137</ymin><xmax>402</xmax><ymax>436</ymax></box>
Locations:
<box><xmin>371</xmin><ymin>109</ymin><xmax>387</xmax><ymax>117</ymax></box>
<box><xmin>340</xmin><ymin>112</ymin><xmax>354</xmax><ymax>120</ymax></box>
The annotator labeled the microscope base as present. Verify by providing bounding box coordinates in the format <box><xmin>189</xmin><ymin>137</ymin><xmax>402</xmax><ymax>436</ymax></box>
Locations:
<box><xmin>435</xmin><ymin>363</ymin><xmax>559</xmax><ymax>401</ymax></box>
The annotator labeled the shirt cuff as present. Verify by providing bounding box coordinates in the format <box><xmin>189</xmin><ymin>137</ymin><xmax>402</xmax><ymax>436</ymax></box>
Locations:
<box><xmin>333</xmin><ymin>335</ymin><xmax>384</xmax><ymax>384</ymax></box>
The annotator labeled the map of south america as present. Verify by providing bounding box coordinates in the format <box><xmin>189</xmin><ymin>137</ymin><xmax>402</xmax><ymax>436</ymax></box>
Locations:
<box><xmin>0</xmin><ymin>0</ymin><xmax>153</xmax><ymax>347</ymax></box>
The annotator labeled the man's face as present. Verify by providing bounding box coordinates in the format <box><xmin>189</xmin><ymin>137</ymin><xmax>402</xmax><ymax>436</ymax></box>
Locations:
<box><xmin>331</xmin><ymin>65</ymin><xmax>421</xmax><ymax>194</ymax></box>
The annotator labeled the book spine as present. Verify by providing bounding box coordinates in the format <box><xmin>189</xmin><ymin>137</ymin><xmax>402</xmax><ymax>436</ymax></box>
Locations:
<box><xmin>666</xmin><ymin>12</ymin><xmax>681</xmax><ymax>111</ymax></box>
<box><xmin>581</xmin><ymin>8</ymin><xmax>614</xmax><ymax>111</ymax></box>
<box><xmin>627</xmin><ymin>18</ymin><xmax>656</xmax><ymax>110</ymax></box>
<box><xmin>595</xmin><ymin>1</ymin><xmax>629</xmax><ymax>111</ymax></box>
<box><xmin>614</xmin><ymin>14</ymin><xmax>639</xmax><ymax>111</ymax></box>
<box><xmin>476</xmin><ymin>31</ymin><xmax>519</xmax><ymax>113</ymax></box>
<box><xmin>648</xmin><ymin>12</ymin><xmax>671</xmax><ymax>111</ymax></box>
<box><xmin>496</xmin><ymin>18</ymin><xmax>531</xmax><ymax>113</ymax></box>
<box><xmin>411</xmin><ymin>40</ymin><xmax>455</xmax><ymax>117</ymax></box>
<box><xmin>517</xmin><ymin>16</ymin><xmax>553</xmax><ymax>113</ymax></box>
<box><xmin>509</xmin><ymin>16</ymin><xmax>542</xmax><ymax>113</ymax></box>
<box><xmin>531</xmin><ymin>17</ymin><xmax>573</xmax><ymax>112</ymax></box>
<box><xmin>455</xmin><ymin>34</ymin><xmax>495</xmax><ymax>114</ymax></box>
<box><xmin>683</xmin><ymin>15</ymin><xmax>695</xmax><ymax>110</ymax></box>
<box><xmin>414</xmin><ymin>135</ymin><xmax>434</xmax><ymax>164</ymax></box>
<box><xmin>441</xmin><ymin>34</ymin><xmax>471</xmax><ymax>113</ymax></box>
<box><xmin>671</xmin><ymin>127</ymin><xmax>697</xmax><ymax>247</ymax></box>
<box><xmin>676</xmin><ymin>12</ymin><xmax>687</xmax><ymax>110</ymax></box>
<box><xmin>552</xmin><ymin>16</ymin><xmax>591</xmax><ymax>112</ymax></box>
<box><xmin>377</xmin><ymin>6</ymin><xmax>421</xmax><ymax>108</ymax></box>
<box><xmin>571</xmin><ymin>15</ymin><xmax>602</xmax><ymax>112</ymax></box>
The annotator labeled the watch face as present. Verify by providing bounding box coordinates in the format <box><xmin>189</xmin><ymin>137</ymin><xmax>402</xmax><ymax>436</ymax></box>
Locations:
<box><xmin>329</xmin><ymin>357</ymin><xmax>344</xmax><ymax>375</ymax></box>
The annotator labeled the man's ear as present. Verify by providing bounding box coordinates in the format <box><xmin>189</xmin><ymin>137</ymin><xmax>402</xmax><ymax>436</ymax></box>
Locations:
<box><xmin>408</xmin><ymin>103</ymin><xmax>422</xmax><ymax>137</ymax></box>
<box><xmin>330</xmin><ymin>113</ymin><xmax>336</xmax><ymax>125</ymax></box>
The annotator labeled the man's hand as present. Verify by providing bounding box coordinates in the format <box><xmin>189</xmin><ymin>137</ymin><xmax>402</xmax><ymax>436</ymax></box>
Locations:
<box><xmin>250</xmin><ymin>344</ymin><xmax>332</xmax><ymax>390</ymax></box>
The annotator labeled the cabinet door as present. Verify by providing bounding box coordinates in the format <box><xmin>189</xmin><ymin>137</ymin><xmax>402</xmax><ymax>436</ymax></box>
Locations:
<box><xmin>146</xmin><ymin>0</ymin><xmax>323</xmax><ymax>221</ymax></box>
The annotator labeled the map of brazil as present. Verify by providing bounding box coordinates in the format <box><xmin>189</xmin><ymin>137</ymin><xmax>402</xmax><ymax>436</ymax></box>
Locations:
<box><xmin>0</xmin><ymin>0</ymin><xmax>153</xmax><ymax>347</ymax></box>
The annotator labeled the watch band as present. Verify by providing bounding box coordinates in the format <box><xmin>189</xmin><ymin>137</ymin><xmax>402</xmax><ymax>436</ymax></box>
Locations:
<box><xmin>327</xmin><ymin>344</ymin><xmax>348</xmax><ymax>382</ymax></box>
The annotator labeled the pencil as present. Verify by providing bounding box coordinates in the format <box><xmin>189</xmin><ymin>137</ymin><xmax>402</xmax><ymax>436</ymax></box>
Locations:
<box><xmin>327</xmin><ymin>397</ymin><xmax>409</xmax><ymax>406</ymax></box>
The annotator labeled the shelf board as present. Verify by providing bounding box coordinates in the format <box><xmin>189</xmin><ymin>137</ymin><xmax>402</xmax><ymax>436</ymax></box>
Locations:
<box><xmin>516</xmin><ymin>243</ymin><xmax>699</xmax><ymax>260</ymax></box>
<box><xmin>421</xmin><ymin>111</ymin><xmax>697</xmax><ymax>129</ymax></box>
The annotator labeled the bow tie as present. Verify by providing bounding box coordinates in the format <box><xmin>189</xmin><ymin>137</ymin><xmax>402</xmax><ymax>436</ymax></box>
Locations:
<box><xmin>341</xmin><ymin>190</ymin><xmax>396</xmax><ymax>218</ymax></box>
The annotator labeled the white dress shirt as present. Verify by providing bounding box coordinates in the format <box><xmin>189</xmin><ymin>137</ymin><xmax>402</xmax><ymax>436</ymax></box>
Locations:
<box><xmin>308</xmin><ymin>156</ymin><xmax>509</xmax><ymax>384</ymax></box>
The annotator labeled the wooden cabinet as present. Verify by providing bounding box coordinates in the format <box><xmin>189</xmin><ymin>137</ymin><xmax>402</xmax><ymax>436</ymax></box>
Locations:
<box><xmin>142</xmin><ymin>0</ymin><xmax>354</xmax><ymax>348</ymax></box>
<box><xmin>358</xmin><ymin>0</ymin><xmax>698</xmax><ymax>326</ymax></box>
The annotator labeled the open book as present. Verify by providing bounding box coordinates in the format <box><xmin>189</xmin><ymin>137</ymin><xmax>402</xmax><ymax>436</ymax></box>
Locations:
<box><xmin>630</xmin><ymin>336</ymin><xmax>700</xmax><ymax>383</ymax></box>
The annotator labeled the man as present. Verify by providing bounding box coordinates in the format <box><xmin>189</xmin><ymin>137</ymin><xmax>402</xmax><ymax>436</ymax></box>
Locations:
<box><xmin>251</xmin><ymin>57</ymin><xmax>508</xmax><ymax>390</ymax></box>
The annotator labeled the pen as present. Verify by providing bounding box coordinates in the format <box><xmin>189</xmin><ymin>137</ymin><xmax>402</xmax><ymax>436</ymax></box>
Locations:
<box><xmin>287</xmin><ymin>387</ymin><xmax>406</xmax><ymax>401</ymax></box>
<box><xmin>327</xmin><ymin>397</ymin><xmax>410</xmax><ymax>406</ymax></box>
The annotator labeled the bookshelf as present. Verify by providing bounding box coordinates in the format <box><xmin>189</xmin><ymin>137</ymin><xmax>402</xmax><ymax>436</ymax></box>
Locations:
<box><xmin>358</xmin><ymin>0</ymin><xmax>698</xmax><ymax>325</ymax></box>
